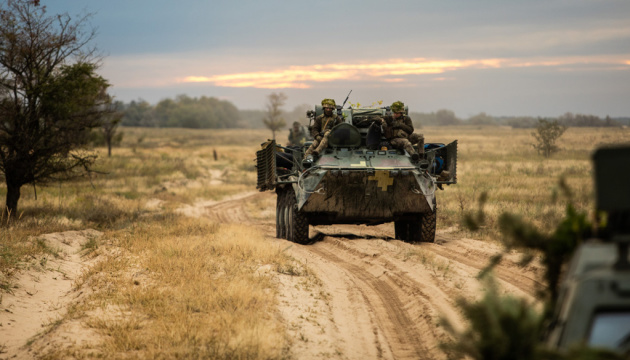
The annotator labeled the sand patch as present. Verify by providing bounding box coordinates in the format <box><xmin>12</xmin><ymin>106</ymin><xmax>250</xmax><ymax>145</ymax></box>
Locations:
<box><xmin>0</xmin><ymin>230</ymin><xmax>102</xmax><ymax>359</ymax></box>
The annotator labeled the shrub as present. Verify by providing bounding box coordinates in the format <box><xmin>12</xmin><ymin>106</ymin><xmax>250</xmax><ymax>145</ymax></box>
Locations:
<box><xmin>532</xmin><ymin>119</ymin><xmax>567</xmax><ymax>158</ymax></box>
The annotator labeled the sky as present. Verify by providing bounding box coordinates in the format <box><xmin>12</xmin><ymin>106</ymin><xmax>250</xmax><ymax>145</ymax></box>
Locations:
<box><xmin>44</xmin><ymin>0</ymin><xmax>630</xmax><ymax>117</ymax></box>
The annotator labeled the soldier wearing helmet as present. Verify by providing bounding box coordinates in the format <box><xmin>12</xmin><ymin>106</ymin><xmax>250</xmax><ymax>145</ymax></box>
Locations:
<box><xmin>288</xmin><ymin>121</ymin><xmax>309</xmax><ymax>146</ymax></box>
<box><xmin>304</xmin><ymin>98</ymin><xmax>343</xmax><ymax>158</ymax></box>
<box><xmin>379</xmin><ymin>101</ymin><xmax>423</xmax><ymax>161</ymax></box>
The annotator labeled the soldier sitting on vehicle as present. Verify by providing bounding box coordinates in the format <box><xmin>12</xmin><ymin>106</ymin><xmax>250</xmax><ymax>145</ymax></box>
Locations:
<box><xmin>304</xmin><ymin>98</ymin><xmax>344</xmax><ymax>159</ymax></box>
<box><xmin>288</xmin><ymin>121</ymin><xmax>309</xmax><ymax>146</ymax></box>
<box><xmin>378</xmin><ymin>101</ymin><xmax>422</xmax><ymax>162</ymax></box>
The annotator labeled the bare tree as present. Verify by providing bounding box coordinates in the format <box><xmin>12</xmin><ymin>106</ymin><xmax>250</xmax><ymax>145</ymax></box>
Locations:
<box><xmin>0</xmin><ymin>0</ymin><xmax>109</xmax><ymax>215</ymax></box>
<box><xmin>262</xmin><ymin>92</ymin><xmax>287</xmax><ymax>140</ymax></box>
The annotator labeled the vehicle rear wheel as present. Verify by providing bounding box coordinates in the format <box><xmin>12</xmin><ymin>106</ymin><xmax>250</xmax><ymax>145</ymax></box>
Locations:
<box><xmin>286</xmin><ymin>190</ymin><xmax>309</xmax><ymax>244</ymax></box>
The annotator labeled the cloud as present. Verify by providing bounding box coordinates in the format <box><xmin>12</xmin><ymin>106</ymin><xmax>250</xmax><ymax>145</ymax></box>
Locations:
<box><xmin>180</xmin><ymin>56</ymin><xmax>629</xmax><ymax>89</ymax></box>
<box><xmin>179</xmin><ymin>58</ymin><xmax>500</xmax><ymax>88</ymax></box>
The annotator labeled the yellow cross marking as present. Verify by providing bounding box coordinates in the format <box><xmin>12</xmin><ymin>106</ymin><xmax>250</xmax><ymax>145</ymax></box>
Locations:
<box><xmin>350</xmin><ymin>161</ymin><xmax>367</xmax><ymax>167</ymax></box>
<box><xmin>368</xmin><ymin>170</ymin><xmax>394</xmax><ymax>191</ymax></box>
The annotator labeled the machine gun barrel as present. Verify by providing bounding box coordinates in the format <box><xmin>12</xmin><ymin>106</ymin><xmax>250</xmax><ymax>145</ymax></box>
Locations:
<box><xmin>341</xmin><ymin>90</ymin><xmax>352</xmax><ymax>109</ymax></box>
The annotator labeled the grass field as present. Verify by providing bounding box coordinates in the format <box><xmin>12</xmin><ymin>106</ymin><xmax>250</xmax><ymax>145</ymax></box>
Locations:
<box><xmin>1</xmin><ymin>125</ymin><xmax>628</xmax><ymax>358</ymax></box>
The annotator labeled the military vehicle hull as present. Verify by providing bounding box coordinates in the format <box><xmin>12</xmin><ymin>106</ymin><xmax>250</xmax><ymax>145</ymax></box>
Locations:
<box><xmin>257</xmin><ymin>105</ymin><xmax>457</xmax><ymax>244</ymax></box>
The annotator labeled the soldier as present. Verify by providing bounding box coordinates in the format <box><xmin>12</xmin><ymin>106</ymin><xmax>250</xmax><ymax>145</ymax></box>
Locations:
<box><xmin>379</xmin><ymin>101</ymin><xmax>421</xmax><ymax>161</ymax></box>
<box><xmin>288</xmin><ymin>121</ymin><xmax>309</xmax><ymax>146</ymax></box>
<box><xmin>304</xmin><ymin>98</ymin><xmax>343</xmax><ymax>158</ymax></box>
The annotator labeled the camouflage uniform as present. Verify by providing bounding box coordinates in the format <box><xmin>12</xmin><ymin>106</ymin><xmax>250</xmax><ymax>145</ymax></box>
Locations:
<box><xmin>288</xmin><ymin>125</ymin><xmax>309</xmax><ymax>146</ymax></box>
<box><xmin>304</xmin><ymin>99</ymin><xmax>343</xmax><ymax>156</ymax></box>
<box><xmin>409</xmin><ymin>133</ymin><xmax>424</xmax><ymax>155</ymax></box>
<box><xmin>380</xmin><ymin>101</ymin><xmax>422</xmax><ymax>157</ymax></box>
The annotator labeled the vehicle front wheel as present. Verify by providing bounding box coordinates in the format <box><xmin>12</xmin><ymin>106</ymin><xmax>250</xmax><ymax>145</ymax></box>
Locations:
<box><xmin>276</xmin><ymin>190</ymin><xmax>286</xmax><ymax>239</ymax></box>
<box><xmin>419</xmin><ymin>199</ymin><xmax>437</xmax><ymax>243</ymax></box>
<box><xmin>286</xmin><ymin>191</ymin><xmax>309</xmax><ymax>244</ymax></box>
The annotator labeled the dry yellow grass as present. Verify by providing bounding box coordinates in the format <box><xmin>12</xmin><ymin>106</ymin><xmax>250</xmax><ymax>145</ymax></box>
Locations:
<box><xmin>1</xmin><ymin>125</ymin><xmax>628</xmax><ymax>358</ymax></box>
<box><xmin>1</xmin><ymin>128</ymin><xmax>297</xmax><ymax>358</ymax></box>
<box><xmin>428</xmin><ymin>125</ymin><xmax>630</xmax><ymax>239</ymax></box>
<box><xmin>48</xmin><ymin>217</ymin><xmax>293</xmax><ymax>359</ymax></box>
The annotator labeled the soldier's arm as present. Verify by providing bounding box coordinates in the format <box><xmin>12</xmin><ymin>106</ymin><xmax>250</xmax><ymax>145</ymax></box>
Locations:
<box><xmin>310</xmin><ymin>118</ymin><xmax>322</xmax><ymax>140</ymax></box>
<box><xmin>398</xmin><ymin>116</ymin><xmax>414</xmax><ymax>134</ymax></box>
<box><xmin>379</xmin><ymin>115</ymin><xmax>392</xmax><ymax>127</ymax></box>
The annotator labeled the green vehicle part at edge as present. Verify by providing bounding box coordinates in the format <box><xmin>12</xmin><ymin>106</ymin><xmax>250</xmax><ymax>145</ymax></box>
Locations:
<box><xmin>544</xmin><ymin>146</ymin><xmax>630</xmax><ymax>356</ymax></box>
<box><xmin>256</xmin><ymin>104</ymin><xmax>458</xmax><ymax>245</ymax></box>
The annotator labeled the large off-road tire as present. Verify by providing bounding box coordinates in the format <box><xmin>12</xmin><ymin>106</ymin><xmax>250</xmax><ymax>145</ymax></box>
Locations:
<box><xmin>419</xmin><ymin>199</ymin><xmax>437</xmax><ymax>243</ymax></box>
<box><xmin>285</xmin><ymin>190</ymin><xmax>309</xmax><ymax>244</ymax></box>
<box><xmin>400</xmin><ymin>199</ymin><xmax>437</xmax><ymax>243</ymax></box>
<box><xmin>284</xmin><ymin>197</ymin><xmax>292</xmax><ymax>241</ymax></box>
<box><xmin>276</xmin><ymin>190</ymin><xmax>286</xmax><ymax>239</ymax></box>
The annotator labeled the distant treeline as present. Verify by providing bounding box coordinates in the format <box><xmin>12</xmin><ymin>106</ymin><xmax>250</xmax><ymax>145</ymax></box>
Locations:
<box><xmin>119</xmin><ymin>95</ymin><xmax>241</xmax><ymax>128</ymax></box>
<box><xmin>117</xmin><ymin>96</ymin><xmax>629</xmax><ymax>129</ymax></box>
<box><xmin>410</xmin><ymin>110</ymin><xmax>629</xmax><ymax>128</ymax></box>
<box><xmin>119</xmin><ymin>96</ymin><xmax>310</xmax><ymax>129</ymax></box>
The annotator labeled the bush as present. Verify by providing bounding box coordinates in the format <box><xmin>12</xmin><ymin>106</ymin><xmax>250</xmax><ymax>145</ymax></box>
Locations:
<box><xmin>532</xmin><ymin>119</ymin><xmax>567</xmax><ymax>158</ymax></box>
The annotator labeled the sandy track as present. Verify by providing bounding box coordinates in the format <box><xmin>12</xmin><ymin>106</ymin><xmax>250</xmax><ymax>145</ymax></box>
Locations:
<box><xmin>1</xmin><ymin>191</ymin><xmax>540</xmax><ymax>359</ymax></box>
<box><xmin>0</xmin><ymin>230</ymin><xmax>102</xmax><ymax>359</ymax></box>
<box><xmin>203</xmin><ymin>192</ymin><xmax>543</xmax><ymax>359</ymax></box>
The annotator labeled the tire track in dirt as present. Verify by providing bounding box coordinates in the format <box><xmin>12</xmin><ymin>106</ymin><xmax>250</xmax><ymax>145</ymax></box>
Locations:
<box><xmin>199</xmin><ymin>192</ymin><xmax>542</xmax><ymax>359</ymax></box>
<box><xmin>322</xmin><ymin>224</ymin><xmax>543</xmax><ymax>299</ymax></box>
<box><xmin>308</xmin><ymin>243</ymin><xmax>433</xmax><ymax>359</ymax></box>
<box><xmin>180</xmin><ymin>191</ymin><xmax>262</xmax><ymax>223</ymax></box>
<box><xmin>429</xmin><ymin>234</ymin><xmax>543</xmax><ymax>298</ymax></box>
<box><xmin>320</xmin><ymin>236</ymin><xmax>466</xmax><ymax>325</ymax></box>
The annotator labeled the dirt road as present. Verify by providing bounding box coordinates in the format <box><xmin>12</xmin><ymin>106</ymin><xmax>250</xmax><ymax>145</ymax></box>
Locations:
<box><xmin>1</xmin><ymin>191</ymin><xmax>542</xmax><ymax>359</ymax></box>
<box><xmin>234</xmin><ymin>192</ymin><xmax>541</xmax><ymax>359</ymax></box>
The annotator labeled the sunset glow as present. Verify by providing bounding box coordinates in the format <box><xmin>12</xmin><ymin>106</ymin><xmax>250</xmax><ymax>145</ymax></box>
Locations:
<box><xmin>181</xmin><ymin>56</ymin><xmax>626</xmax><ymax>89</ymax></box>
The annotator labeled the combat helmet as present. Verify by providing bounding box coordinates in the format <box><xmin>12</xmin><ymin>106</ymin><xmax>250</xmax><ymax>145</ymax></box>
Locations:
<box><xmin>391</xmin><ymin>101</ymin><xmax>405</xmax><ymax>113</ymax></box>
<box><xmin>321</xmin><ymin>99</ymin><xmax>336</xmax><ymax>108</ymax></box>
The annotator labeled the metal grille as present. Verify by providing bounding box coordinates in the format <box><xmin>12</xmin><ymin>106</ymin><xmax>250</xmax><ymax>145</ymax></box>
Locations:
<box><xmin>256</xmin><ymin>140</ymin><xmax>277</xmax><ymax>191</ymax></box>
<box><xmin>446</xmin><ymin>140</ymin><xmax>458</xmax><ymax>184</ymax></box>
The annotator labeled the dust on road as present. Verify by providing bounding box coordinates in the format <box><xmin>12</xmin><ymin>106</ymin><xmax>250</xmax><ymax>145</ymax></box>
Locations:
<box><xmin>242</xmin><ymin>192</ymin><xmax>542</xmax><ymax>359</ymax></box>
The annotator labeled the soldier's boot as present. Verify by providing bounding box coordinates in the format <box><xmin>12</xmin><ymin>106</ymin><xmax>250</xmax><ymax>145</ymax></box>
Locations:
<box><xmin>302</xmin><ymin>155</ymin><xmax>314</xmax><ymax>168</ymax></box>
<box><xmin>404</xmin><ymin>142</ymin><xmax>419</xmax><ymax>162</ymax></box>
<box><xmin>438</xmin><ymin>170</ymin><xmax>451</xmax><ymax>181</ymax></box>
<box><xmin>303</xmin><ymin>145</ymin><xmax>316</xmax><ymax>168</ymax></box>
<box><xmin>303</xmin><ymin>138</ymin><xmax>319</xmax><ymax>157</ymax></box>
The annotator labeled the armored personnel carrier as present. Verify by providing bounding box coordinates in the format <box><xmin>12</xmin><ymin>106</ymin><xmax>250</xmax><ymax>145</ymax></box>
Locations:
<box><xmin>256</xmin><ymin>103</ymin><xmax>457</xmax><ymax>244</ymax></box>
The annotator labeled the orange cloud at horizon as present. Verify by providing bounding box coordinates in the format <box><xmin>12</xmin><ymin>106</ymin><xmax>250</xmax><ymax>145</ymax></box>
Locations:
<box><xmin>180</xmin><ymin>56</ymin><xmax>627</xmax><ymax>89</ymax></box>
